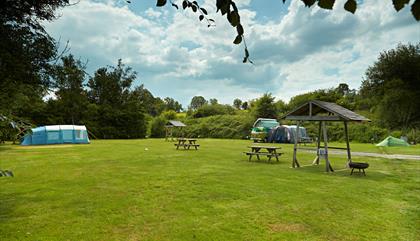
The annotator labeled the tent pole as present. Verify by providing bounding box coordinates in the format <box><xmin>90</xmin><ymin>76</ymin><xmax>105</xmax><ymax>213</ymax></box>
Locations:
<box><xmin>313</xmin><ymin>121</ymin><xmax>322</xmax><ymax>165</ymax></box>
<box><xmin>292</xmin><ymin>121</ymin><xmax>300</xmax><ymax>168</ymax></box>
<box><xmin>322</xmin><ymin>121</ymin><xmax>333</xmax><ymax>172</ymax></box>
<box><xmin>344</xmin><ymin>121</ymin><xmax>352</xmax><ymax>166</ymax></box>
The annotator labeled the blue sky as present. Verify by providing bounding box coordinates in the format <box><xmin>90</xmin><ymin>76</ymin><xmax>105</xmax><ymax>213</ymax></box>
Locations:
<box><xmin>44</xmin><ymin>0</ymin><xmax>419</xmax><ymax>107</ymax></box>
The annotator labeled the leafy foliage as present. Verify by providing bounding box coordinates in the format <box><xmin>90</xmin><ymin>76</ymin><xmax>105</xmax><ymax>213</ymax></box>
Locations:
<box><xmin>182</xmin><ymin>112</ymin><xmax>254</xmax><ymax>138</ymax></box>
<box><xmin>253</xmin><ymin>93</ymin><xmax>278</xmax><ymax>119</ymax></box>
<box><xmin>192</xmin><ymin>104</ymin><xmax>235</xmax><ymax>118</ymax></box>
<box><xmin>189</xmin><ymin>96</ymin><xmax>207</xmax><ymax>110</ymax></box>
<box><xmin>360</xmin><ymin>43</ymin><xmax>420</xmax><ymax>130</ymax></box>
<box><xmin>150</xmin><ymin>116</ymin><xmax>166</xmax><ymax>138</ymax></box>
<box><xmin>233</xmin><ymin>98</ymin><xmax>242</xmax><ymax>109</ymax></box>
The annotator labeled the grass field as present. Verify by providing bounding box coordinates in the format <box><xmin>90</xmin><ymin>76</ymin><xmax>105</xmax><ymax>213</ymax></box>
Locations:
<box><xmin>1</xmin><ymin>139</ymin><xmax>419</xmax><ymax>240</ymax></box>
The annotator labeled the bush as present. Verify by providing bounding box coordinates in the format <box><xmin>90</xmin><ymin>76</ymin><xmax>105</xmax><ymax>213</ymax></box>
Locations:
<box><xmin>161</xmin><ymin>110</ymin><xmax>177</xmax><ymax>120</ymax></box>
<box><xmin>150</xmin><ymin>116</ymin><xmax>166</xmax><ymax>138</ymax></box>
<box><xmin>406</xmin><ymin>129</ymin><xmax>420</xmax><ymax>144</ymax></box>
<box><xmin>192</xmin><ymin>104</ymin><xmax>235</xmax><ymax>118</ymax></box>
<box><xmin>182</xmin><ymin>113</ymin><xmax>254</xmax><ymax>139</ymax></box>
<box><xmin>294</xmin><ymin>121</ymin><xmax>389</xmax><ymax>143</ymax></box>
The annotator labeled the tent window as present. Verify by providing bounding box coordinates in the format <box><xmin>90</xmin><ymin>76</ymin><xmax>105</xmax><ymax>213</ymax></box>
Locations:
<box><xmin>76</xmin><ymin>130</ymin><xmax>84</xmax><ymax>139</ymax></box>
<box><xmin>47</xmin><ymin>131</ymin><xmax>59</xmax><ymax>140</ymax></box>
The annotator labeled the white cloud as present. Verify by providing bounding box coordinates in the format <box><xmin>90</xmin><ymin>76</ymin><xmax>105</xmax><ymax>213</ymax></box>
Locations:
<box><xmin>145</xmin><ymin>8</ymin><xmax>162</xmax><ymax>18</ymax></box>
<box><xmin>44</xmin><ymin>0</ymin><xmax>419</xmax><ymax>106</ymax></box>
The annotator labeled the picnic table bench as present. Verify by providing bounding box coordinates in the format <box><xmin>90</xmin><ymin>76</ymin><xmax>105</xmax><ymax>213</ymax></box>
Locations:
<box><xmin>174</xmin><ymin>138</ymin><xmax>200</xmax><ymax>150</ymax></box>
<box><xmin>244</xmin><ymin>145</ymin><xmax>283</xmax><ymax>162</ymax></box>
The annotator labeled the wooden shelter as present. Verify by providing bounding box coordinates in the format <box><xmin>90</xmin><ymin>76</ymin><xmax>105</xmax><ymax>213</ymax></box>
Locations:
<box><xmin>281</xmin><ymin>100</ymin><xmax>370</xmax><ymax>172</ymax></box>
<box><xmin>165</xmin><ymin>120</ymin><xmax>186</xmax><ymax>141</ymax></box>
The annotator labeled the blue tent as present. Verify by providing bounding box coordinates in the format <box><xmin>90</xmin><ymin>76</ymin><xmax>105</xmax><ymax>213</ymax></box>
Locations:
<box><xmin>21</xmin><ymin>125</ymin><xmax>90</xmax><ymax>145</ymax></box>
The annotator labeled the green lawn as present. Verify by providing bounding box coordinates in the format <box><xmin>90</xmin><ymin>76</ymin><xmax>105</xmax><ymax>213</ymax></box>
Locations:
<box><xmin>1</xmin><ymin>139</ymin><xmax>419</xmax><ymax>240</ymax></box>
<box><xmin>318</xmin><ymin>142</ymin><xmax>420</xmax><ymax>155</ymax></box>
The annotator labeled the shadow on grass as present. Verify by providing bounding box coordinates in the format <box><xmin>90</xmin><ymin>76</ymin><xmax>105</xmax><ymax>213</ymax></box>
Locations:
<box><xmin>0</xmin><ymin>189</ymin><xmax>19</xmax><ymax>222</ymax></box>
<box><xmin>0</xmin><ymin>144</ymin><xmax>14</xmax><ymax>152</ymax></box>
<box><xmin>240</xmin><ymin>158</ymin><xmax>282</xmax><ymax>165</ymax></box>
<box><xmin>285</xmin><ymin>163</ymin><xmax>393</xmax><ymax>181</ymax></box>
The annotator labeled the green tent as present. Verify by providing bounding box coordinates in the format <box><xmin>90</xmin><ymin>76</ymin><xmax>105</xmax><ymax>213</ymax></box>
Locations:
<box><xmin>376</xmin><ymin>136</ymin><xmax>409</xmax><ymax>147</ymax></box>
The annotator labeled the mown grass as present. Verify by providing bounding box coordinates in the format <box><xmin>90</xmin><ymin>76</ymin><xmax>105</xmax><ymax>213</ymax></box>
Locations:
<box><xmin>321</xmin><ymin>142</ymin><xmax>420</xmax><ymax>155</ymax></box>
<box><xmin>0</xmin><ymin>139</ymin><xmax>419</xmax><ymax>240</ymax></box>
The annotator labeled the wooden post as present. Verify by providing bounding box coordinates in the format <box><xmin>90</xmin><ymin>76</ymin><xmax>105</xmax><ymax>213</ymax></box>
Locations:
<box><xmin>292</xmin><ymin>121</ymin><xmax>300</xmax><ymax>168</ymax></box>
<box><xmin>344</xmin><ymin>121</ymin><xmax>352</xmax><ymax>166</ymax></box>
<box><xmin>322</xmin><ymin>121</ymin><xmax>333</xmax><ymax>172</ymax></box>
<box><xmin>309</xmin><ymin>102</ymin><xmax>312</xmax><ymax>117</ymax></box>
<box><xmin>313</xmin><ymin>121</ymin><xmax>322</xmax><ymax>165</ymax></box>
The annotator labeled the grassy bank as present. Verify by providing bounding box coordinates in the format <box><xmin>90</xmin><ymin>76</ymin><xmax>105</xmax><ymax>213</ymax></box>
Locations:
<box><xmin>1</xmin><ymin>139</ymin><xmax>419</xmax><ymax>240</ymax></box>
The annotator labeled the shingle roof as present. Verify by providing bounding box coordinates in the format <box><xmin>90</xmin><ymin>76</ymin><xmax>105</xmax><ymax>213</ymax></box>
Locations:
<box><xmin>166</xmin><ymin>120</ymin><xmax>186</xmax><ymax>127</ymax></box>
<box><xmin>282</xmin><ymin>100</ymin><xmax>370</xmax><ymax>122</ymax></box>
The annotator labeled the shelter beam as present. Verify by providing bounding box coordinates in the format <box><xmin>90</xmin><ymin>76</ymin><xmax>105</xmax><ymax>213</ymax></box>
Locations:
<box><xmin>292</xmin><ymin>121</ymin><xmax>301</xmax><ymax>168</ymax></box>
<box><xmin>312</xmin><ymin>121</ymin><xmax>322</xmax><ymax>165</ymax></box>
<box><xmin>322</xmin><ymin>121</ymin><xmax>333</xmax><ymax>172</ymax></box>
<box><xmin>344</xmin><ymin>121</ymin><xmax>352</xmax><ymax>166</ymax></box>
<box><xmin>285</xmin><ymin>116</ymin><xmax>342</xmax><ymax>121</ymax></box>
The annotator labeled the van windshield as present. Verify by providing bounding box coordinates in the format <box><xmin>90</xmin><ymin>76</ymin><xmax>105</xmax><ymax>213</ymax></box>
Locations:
<box><xmin>256</xmin><ymin>121</ymin><xmax>279</xmax><ymax>129</ymax></box>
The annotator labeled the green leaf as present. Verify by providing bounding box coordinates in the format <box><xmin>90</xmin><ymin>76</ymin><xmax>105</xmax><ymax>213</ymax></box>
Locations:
<box><xmin>172</xmin><ymin>3</ymin><xmax>179</xmax><ymax>9</ymax></box>
<box><xmin>199</xmin><ymin>15</ymin><xmax>204</xmax><ymax>21</ymax></box>
<box><xmin>233</xmin><ymin>35</ymin><xmax>242</xmax><ymax>44</ymax></box>
<box><xmin>236</xmin><ymin>24</ymin><xmax>244</xmax><ymax>35</ymax></box>
<box><xmin>192</xmin><ymin>5</ymin><xmax>197</xmax><ymax>12</ymax></box>
<box><xmin>412</xmin><ymin>0</ymin><xmax>420</xmax><ymax>21</ymax></box>
<box><xmin>182</xmin><ymin>0</ymin><xmax>188</xmax><ymax>9</ymax></box>
<box><xmin>220</xmin><ymin>3</ymin><xmax>229</xmax><ymax>15</ymax></box>
<box><xmin>301</xmin><ymin>0</ymin><xmax>316</xmax><ymax>7</ymax></box>
<box><xmin>200</xmin><ymin>8</ymin><xmax>208</xmax><ymax>15</ymax></box>
<box><xmin>393</xmin><ymin>0</ymin><xmax>410</xmax><ymax>12</ymax></box>
<box><xmin>229</xmin><ymin>11</ymin><xmax>240</xmax><ymax>27</ymax></box>
<box><xmin>318</xmin><ymin>0</ymin><xmax>335</xmax><ymax>10</ymax></box>
<box><xmin>344</xmin><ymin>0</ymin><xmax>356</xmax><ymax>14</ymax></box>
<box><xmin>156</xmin><ymin>0</ymin><xmax>167</xmax><ymax>7</ymax></box>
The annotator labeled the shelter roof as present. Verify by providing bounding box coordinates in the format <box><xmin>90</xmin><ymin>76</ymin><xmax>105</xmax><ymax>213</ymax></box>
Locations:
<box><xmin>166</xmin><ymin>120</ymin><xmax>186</xmax><ymax>127</ymax></box>
<box><xmin>281</xmin><ymin>100</ymin><xmax>370</xmax><ymax>122</ymax></box>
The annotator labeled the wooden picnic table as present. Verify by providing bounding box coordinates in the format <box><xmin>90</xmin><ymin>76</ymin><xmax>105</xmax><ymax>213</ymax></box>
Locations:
<box><xmin>174</xmin><ymin>138</ymin><xmax>200</xmax><ymax>150</ymax></box>
<box><xmin>245</xmin><ymin>145</ymin><xmax>283</xmax><ymax>162</ymax></box>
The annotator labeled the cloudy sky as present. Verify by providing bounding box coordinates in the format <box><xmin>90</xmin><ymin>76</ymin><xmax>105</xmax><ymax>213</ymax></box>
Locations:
<box><xmin>44</xmin><ymin>0</ymin><xmax>419</xmax><ymax>106</ymax></box>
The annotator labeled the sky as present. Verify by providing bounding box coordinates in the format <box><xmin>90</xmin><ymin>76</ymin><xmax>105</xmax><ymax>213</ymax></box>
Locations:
<box><xmin>44</xmin><ymin>0</ymin><xmax>419</xmax><ymax>107</ymax></box>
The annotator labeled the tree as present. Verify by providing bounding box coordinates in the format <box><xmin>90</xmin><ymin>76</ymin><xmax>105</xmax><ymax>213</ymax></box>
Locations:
<box><xmin>241</xmin><ymin>101</ymin><xmax>248</xmax><ymax>110</ymax></box>
<box><xmin>150</xmin><ymin>116</ymin><xmax>166</xmax><ymax>138</ymax></box>
<box><xmin>164</xmin><ymin>97</ymin><xmax>183</xmax><ymax>112</ymax></box>
<box><xmin>253</xmin><ymin>93</ymin><xmax>277</xmax><ymax>119</ymax></box>
<box><xmin>209</xmin><ymin>98</ymin><xmax>219</xmax><ymax>105</ymax></box>
<box><xmin>276</xmin><ymin>99</ymin><xmax>288</xmax><ymax>115</ymax></box>
<box><xmin>51</xmin><ymin>55</ymin><xmax>89</xmax><ymax>125</ymax></box>
<box><xmin>360</xmin><ymin>43</ymin><xmax>420</xmax><ymax>130</ymax></box>
<box><xmin>87</xmin><ymin>60</ymin><xmax>147</xmax><ymax>138</ymax></box>
<box><xmin>189</xmin><ymin>96</ymin><xmax>207</xmax><ymax>110</ymax></box>
<box><xmin>88</xmin><ymin>59</ymin><xmax>135</xmax><ymax>107</ymax></box>
<box><xmin>131</xmin><ymin>85</ymin><xmax>165</xmax><ymax>116</ymax></box>
<box><xmin>192</xmin><ymin>104</ymin><xmax>235</xmax><ymax>118</ymax></box>
<box><xmin>233</xmin><ymin>98</ymin><xmax>242</xmax><ymax>109</ymax></box>
<box><xmin>0</xmin><ymin>0</ymin><xmax>70</xmax><ymax>116</ymax></box>
<box><xmin>336</xmin><ymin>83</ymin><xmax>350</xmax><ymax>96</ymax></box>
